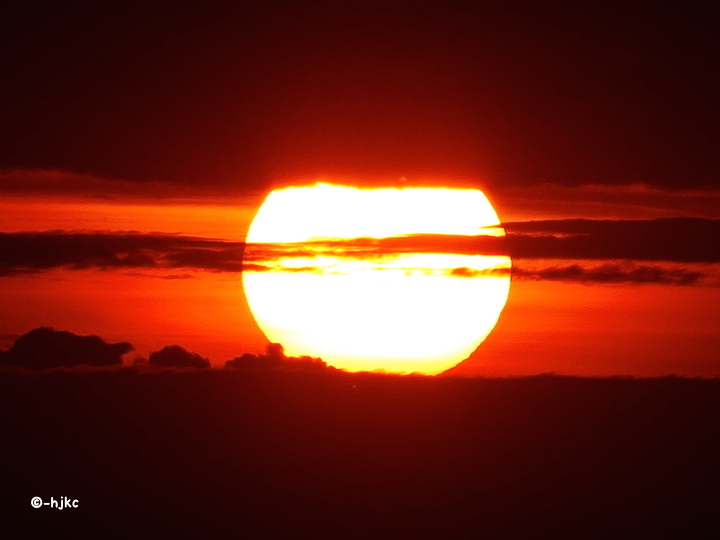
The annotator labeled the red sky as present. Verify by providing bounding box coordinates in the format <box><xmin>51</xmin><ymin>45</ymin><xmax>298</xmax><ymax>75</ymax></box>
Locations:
<box><xmin>1</xmin><ymin>1</ymin><xmax>718</xmax><ymax>376</ymax></box>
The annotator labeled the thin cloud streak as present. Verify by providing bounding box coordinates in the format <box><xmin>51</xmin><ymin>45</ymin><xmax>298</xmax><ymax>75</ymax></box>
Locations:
<box><xmin>503</xmin><ymin>218</ymin><xmax>720</xmax><ymax>262</ymax></box>
<box><xmin>0</xmin><ymin>232</ymin><xmax>243</xmax><ymax>275</ymax></box>
<box><xmin>0</xmin><ymin>168</ymin><xmax>263</xmax><ymax>204</ymax></box>
<box><xmin>4</xmin><ymin>169</ymin><xmax>719</xmax><ymax>221</ymax></box>
<box><xmin>511</xmin><ymin>263</ymin><xmax>704</xmax><ymax>286</ymax></box>
<box><xmin>495</xmin><ymin>183</ymin><xmax>720</xmax><ymax>221</ymax></box>
<box><xmin>245</xmin><ymin>261</ymin><xmax>712</xmax><ymax>286</ymax></box>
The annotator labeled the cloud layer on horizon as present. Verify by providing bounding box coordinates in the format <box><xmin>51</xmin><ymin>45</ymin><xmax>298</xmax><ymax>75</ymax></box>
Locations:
<box><xmin>0</xmin><ymin>328</ymin><xmax>331</xmax><ymax>372</ymax></box>
<box><xmin>225</xmin><ymin>343</ymin><xmax>329</xmax><ymax>372</ymax></box>
<box><xmin>147</xmin><ymin>345</ymin><xmax>211</xmax><ymax>369</ymax></box>
<box><xmin>0</xmin><ymin>327</ymin><xmax>133</xmax><ymax>370</ymax></box>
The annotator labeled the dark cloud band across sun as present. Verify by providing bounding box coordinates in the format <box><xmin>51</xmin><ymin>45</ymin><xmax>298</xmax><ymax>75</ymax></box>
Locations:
<box><xmin>245</xmin><ymin>218</ymin><xmax>720</xmax><ymax>264</ymax></box>
<box><xmin>0</xmin><ymin>232</ymin><xmax>243</xmax><ymax>275</ymax></box>
<box><xmin>1</xmin><ymin>218</ymin><xmax>719</xmax><ymax>286</ymax></box>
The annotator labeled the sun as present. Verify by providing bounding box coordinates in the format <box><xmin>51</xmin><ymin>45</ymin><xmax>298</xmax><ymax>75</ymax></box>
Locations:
<box><xmin>242</xmin><ymin>183</ymin><xmax>511</xmax><ymax>375</ymax></box>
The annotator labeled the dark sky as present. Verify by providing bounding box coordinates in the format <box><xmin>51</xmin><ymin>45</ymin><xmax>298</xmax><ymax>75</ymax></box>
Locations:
<box><xmin>1</xmin><ymin>1</ymin><xmax>717</xmax><ymax>191</ymax></box>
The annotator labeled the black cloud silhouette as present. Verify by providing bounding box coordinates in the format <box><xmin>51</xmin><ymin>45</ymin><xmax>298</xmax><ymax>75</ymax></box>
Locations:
<box><xmin>2</xmin><ymin>219</ymin><xmax>718</xmax><ymax>279</ymax></box>
<box><xmin>448</xmin><ymin>263</ymin><xmax>705</xmax><ymax>286</ymax></box>
<box><xmin>511</xmin><ymin>263</ymin><xmax>703</xmax><ymax>286</ymax></box>
<box><xmin>503</xmin><ymin>218</ymin><xmax>720</xmax><ymax>262</ymax></box>
<box><xmin>0</xmin><ymin>327</ymin><xmax>133</xmax><ymax>370</ymax></box>
<box><xmin>244</xmin><ymin>218</ymin><xmax>720</xmax><ymax>265</ymax></box>
<box><xmin>225</xmin><ymin>352</ymin><xmax>282</xmax><ymax>370</ymax></box>
<box><xmin>148</xmin><ymin>345</ymin><xmax>211</xmax><ymax>369</ymax></box>
<box><xmin>225</xmin><ymin>343</ymin><xmax>328</xmax><ymax>371</ymax></box>
<box><xmin>0</xmin><ymin>232</ymin><xmax>242</xmax><ymax>275</ymax></box>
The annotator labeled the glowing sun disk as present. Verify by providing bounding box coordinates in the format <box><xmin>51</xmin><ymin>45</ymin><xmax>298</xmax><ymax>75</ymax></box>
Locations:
<box><xmin>243</xmin><ymin>183</ymin><xmax>511</xmax><ymax>374</ymax></box>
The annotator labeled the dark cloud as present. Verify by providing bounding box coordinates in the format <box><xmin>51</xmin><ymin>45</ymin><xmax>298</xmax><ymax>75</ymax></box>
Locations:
<box><xmin>148</xmin><ymin>345</ymin><xmax>210</xmax><ymax>369</ymax></box>
<box><xmin>0</xmin><ymin>232</ymin><xmax>242</xmax><ymax>275</ymax></box>
<box><xmin>0</xmin><ymin>327</ymin><xmax>132</xmax><ymax>370</ymax></box>
<box><xmin>242</xmin><ymin>258</ymin><xmax>711</xmax><ymax>286</ymax></box>
<box><xmin>225</xmin><ymin>343</ymin><xmax>328</xmax><ymax>372</ymax></box>
<box><xmin>511</xmin><ymin>263</ymin><xmax>704</xmax><ymax>286</ymax></box>
<box><xmin>242</xmin><ymin>236</ymin><xmax>507</xmax><ymax>266</ymax></box>
<box><xmin>494</xmin><ymin>183</ymin><xmax>720</xmax><ymax>221</ymax></box>
<box><xmin>3</xmin><ymin>218</ymin><xmax>718</xmax><ymax>279</ymax></box>
<box><xmin>450</xmin><ymin>267</ymin><xmax>511</xmax><ymax>279</ymax></box>
<box><xmin>244</xmin><ymin>218</ymin><xmax>720</xmax><ymax>265</ymax></box>
<box><xmin>503</xmin><ymin>218</ymin><xmax>720</xmax><ymax>262</ymax></box>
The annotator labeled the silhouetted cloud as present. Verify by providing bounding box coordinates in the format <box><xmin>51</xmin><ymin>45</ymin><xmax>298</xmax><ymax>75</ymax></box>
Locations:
<box><xmin>0</xmin><ymin>327</ymin><xmax>132</xmax><ymax>370</ymax></box>
<box><xmin>0</xmin><ymin>232</ymin><xmax>242</xmax><ymax>275</ymax></box>
<box><xmin>449</xmin><ymin>267</ymin><xmax>511</xmax><ymax>278</ymax></box>
<box><xmin>241</xmin><ymin>237</ymin><xmax>506</xmax><ymax>271</ymax></box>
<box><xmin>511</xmin><ymin>263</ymin><xmax>704</xmax><ymax>286</ymax></box>
<box><xmin>225</xmin><ymin>343</ymin><xmax>328</xmax><ymax>371</ymax></box>
<box><xmin>148</xmin><ymin>345</ymin><xmax>211</xmax><ymax>369</ymax></box>
<box><xmin>225</xmin><ymin>352</ymin><xmax>282</xmax><ymax>370</ymax></box>
<box><xmin>244</xmin><ymin>218</ymin><xmax>720</xmax><ymax>265</ymax></box>
<box><xmin>503</xmin><ymin>218</ymin><xmax>720</xmax><ymax>262</ymax></box>
<box><xmin>3</xmin><ymin>219</ymin><xmax>718</xmax><ymax>281</ymax></box>
<box><xmin>244</xmin><ymin>259</ymin><xmax>711</xmax><ymax>286</ymax></box>
<box><xmin>448</xmin><ymin>263</ymin><xmax>706</xmax><ymax>286</ymax></box>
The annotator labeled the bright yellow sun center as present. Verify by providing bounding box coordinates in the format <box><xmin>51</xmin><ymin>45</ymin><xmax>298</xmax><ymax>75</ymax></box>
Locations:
<box><xmin>242</xmin><ymin>183</ymin><xmax>511</xmax><ymax>375</ymax></box>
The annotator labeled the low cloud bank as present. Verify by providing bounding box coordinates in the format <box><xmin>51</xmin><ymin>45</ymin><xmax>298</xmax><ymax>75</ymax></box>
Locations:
<box><xmin>0</xmin><ymin>328</ymin><xmax>330</xmax><ymax>372</ymax></box>
<box><xmin>225</xmin><ymin>343</ymin><xmax>328</xmax><ymax>372</ymax></box>
<box><xmin>147</xmin><ymin>345</ymin><xmax>211</xmax><ymax>369</ymax></box>
<box><xmin>0</xmin><ymin>327</ymin><xmax>132</xmax><ymax>369</ymax></box>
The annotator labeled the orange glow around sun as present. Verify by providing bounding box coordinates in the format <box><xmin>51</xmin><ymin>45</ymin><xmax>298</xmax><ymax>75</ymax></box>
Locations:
<box><xmin>242</xmin><ymin>183</ymin><xmax>511</xmax><ymax>374</ymax></box>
